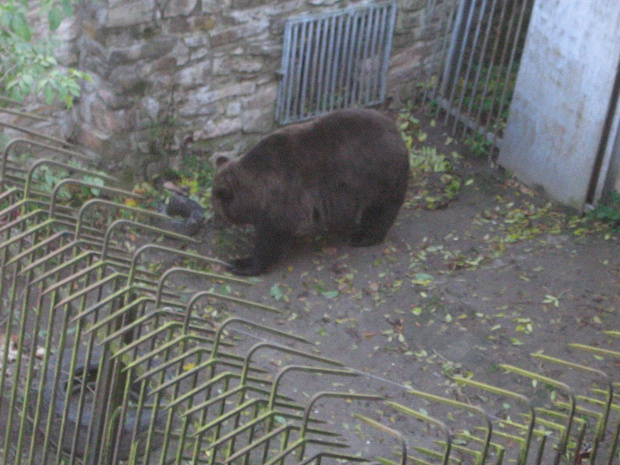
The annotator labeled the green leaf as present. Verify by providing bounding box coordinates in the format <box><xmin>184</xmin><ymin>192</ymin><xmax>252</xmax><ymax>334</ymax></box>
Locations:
<box><xmin>320</xmin><ymin>290</ymin><xmax>339</xmax><ymax>299</ymax></box>
<box><xmin>412</xmin><ymin>272</ymin><xmax>434</xmax><ymax>286</ymax></box>
<box><xmin>48</xmin><ymin>5</ymin><xmax>63</xmax><ymax>31</ymax></box>
<box><xmin>270</xmin><ymin>284</ymin><xmax>283</xmax><ymax>301</ymax></box>
<box><xmin>61</xmin><ymin>0</ymin><xmax>74</xmax><ymax>16</ymax></box>
<box><xmin>11</xmin><ymin>11</ymin><xmax>31</xmax><ymax>40</ymax></box>
<box><xmin>43</xmin><ymin>84</ymin><xmax>55</xmax><ymax>104</ymax></box>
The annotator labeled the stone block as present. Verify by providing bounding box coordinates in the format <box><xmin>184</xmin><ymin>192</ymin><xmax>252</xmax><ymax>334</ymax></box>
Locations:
<box><xmin>140</xmin><ymin>37</ymin><xmax>179</xmax><ymax>60</ymax></box>
<box><xmin>230</xmin><ymin>57</ymin><xmax>263</xmax><ymax>73</ymax></box>
<box><xmin>150</xmin><ymin>56</ymin><xmax>179</xmax><ymax>74</ymax></box>
<box><xmin>96</xmin><ymin>87</ymin><xmax>134</xmax><ymax>111</ymax></box>
<box><xmin>241</xmin><ymin>108</ymin><xmax>275</xmax><ymax>133</ymax></box>
<box><xmin>184</xmin><ymin>33</ymin><xmax>210</xmax><ymax>50</ymax></box>
<box><xmin>110</xmin><ymin>64</ymin><xmax>149</xmax><ymax>95</ymax></box>
<box><xmin>91</xmin><ymin>98</ymin><xmax>137</xmax><ymax>135</ymax></box>
<box><xmin>201</xmin><ymin>0</ymin><xmax>223</xmax><ymax>14</ymax></box>
<box><xmin>227</xmin><ymin>101</ymin><xmax>242</xmax><ymax>116</ymax></box>
<box><xmin>168</xmin><ymin>16</ymin><xmax>191</xmax><ymax>33</ymax></box>
<box><xmin>399</xmin><ymin>0</ymin><xmax>425</xmax><ymax>11</ymax></box>
<box><xmin>178</xmin><ymin>97</ymin><xmax>219</xmax><ymax>118</ymax></box>
<box><xmin>308</xmin><ymin>0</ymin><xmax>341</xmax><ymax>6</ymax></box>
<box><xmin>194</xmin><ymin>117</ymin><xmax>243</xmax><ymax>139</ymax></box>
<box><xmin>209</xmin><ymin>19</ymin><xmax>270</xmax><ymax>47</ymax></box>
<box><xmin>231</xmin><ymin>0</ymin><xmax>263</xmax><ymax>10</ymax></box>
<box><xmin>107</xmin><ymin>0</ymin><xmax>156</xmax><ymax>28</ymax></box>
<box><xmin>213</xmin><ymin>56</ymin><xmax>232</xmax><ymax>76</ymax></box>
<box><xmin>186</xmin><ymin>82</ymin><xmax>257</xmax><ymax>110</ymax></box>
<box><xmin>242</xmin><ymin>83</ymin><xmax>277</xmax><ymax>109</ymax></box>
<box><xmin>163</xmin><ymin>0</ymin><xmax>197</xmax><ymax>17</ymax></box>
<box><xmin>177</xmin><ymin>60</ymin><xmax>213</xmax><ymax>88</ymax></box>
<box><xmin>74</xmin><ymin>123</ymin><xmax>114</xmax><ymax>155</ymax></box>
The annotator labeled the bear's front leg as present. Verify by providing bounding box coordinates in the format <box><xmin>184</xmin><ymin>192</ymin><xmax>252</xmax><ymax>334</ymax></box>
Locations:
<box><xmin>228</xmin><ymin>222</ymin><xmax>290</xmax><ymax>276</ymax></box>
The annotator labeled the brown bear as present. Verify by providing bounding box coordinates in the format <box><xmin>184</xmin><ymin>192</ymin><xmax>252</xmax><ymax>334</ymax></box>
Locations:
<box><xmin>212</xmin><ymin>108</ymin><xmax>410</xmax><ymax>275</ymax></box>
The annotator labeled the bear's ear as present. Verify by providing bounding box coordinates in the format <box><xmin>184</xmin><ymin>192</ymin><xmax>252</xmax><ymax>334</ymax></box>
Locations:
<box><xmin>213</xmin><ymin>187</ymin><xmax>233</xmax><ymax>202</ymax></box>
<box><xmin>214</xmin><ymin>155</ymin><xmax>231</xmax><ymax>168</ymax></box>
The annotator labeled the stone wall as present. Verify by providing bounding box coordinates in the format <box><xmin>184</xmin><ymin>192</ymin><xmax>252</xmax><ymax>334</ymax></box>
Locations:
<box><xmin>67</xmin><ymin>0</ymin><xmax>429</xmax><ymax>178</ymax></box>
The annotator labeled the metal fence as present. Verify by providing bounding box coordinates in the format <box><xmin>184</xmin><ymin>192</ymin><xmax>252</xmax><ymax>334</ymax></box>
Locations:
<box><xmin>276</xmin><ymin>2</ymin><xmax>397</xmax><ymax>125</ymax></box>
<box><xmin>420</xmin><ymin>0</ymin><xmax>534</xmax><ymax>157</ymax></box>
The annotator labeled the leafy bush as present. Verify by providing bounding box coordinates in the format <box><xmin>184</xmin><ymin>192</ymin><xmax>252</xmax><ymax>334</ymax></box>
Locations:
<box><xmin>0</xmin><ymin>0</ymin><xmax>90</xmax><ymax>107</ymax></box>
<box><xmin>588</xmin><ymin>191</ymin><xmax>620</xmax><ymax>231</ymax></box>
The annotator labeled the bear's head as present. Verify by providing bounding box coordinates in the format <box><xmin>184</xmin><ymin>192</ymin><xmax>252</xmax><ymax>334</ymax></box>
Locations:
<box><xmin>211</xmin><ymin>134</ymin><xmax>292</xmax><ymax>227</ymax></box>
<box><xmin>212</xmin><ymin>156</ymin><xmax>256</xmax><ymax>226</ymax></box>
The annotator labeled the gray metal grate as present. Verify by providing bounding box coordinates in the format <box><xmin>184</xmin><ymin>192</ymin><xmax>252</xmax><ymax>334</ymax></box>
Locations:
<box><xmin>421</xmin><ymin>0</ymin><xmax>534</xmax><ymax>158</ymax></box>
<box><xmin>276</xmin><ymin>2</ymin><xmax>397</xmax><ymax>125</ymax></box>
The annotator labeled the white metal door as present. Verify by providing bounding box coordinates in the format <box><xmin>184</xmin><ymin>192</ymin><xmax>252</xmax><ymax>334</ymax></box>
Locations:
<box><xmin>498</xmin><ymin>0</ymin><xmax>620</xmax><ymax>210</ymax></box>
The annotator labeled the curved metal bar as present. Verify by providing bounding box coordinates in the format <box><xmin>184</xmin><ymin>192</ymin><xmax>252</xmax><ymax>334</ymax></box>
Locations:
<box><xmin>49</xmin><ymin>178</ymin><xmax>140</xmax><ymax>217</ymax></box>
<box><xmin>531</xmin><ymin>353</ymin><xmax>613</xmax><ymax>464</ymax></box>
<box><xmin>501</xmin><ymin>364</ymin><xmax>576</xmax><ymax>465</ymax></box>
<box><xmin>385</xmin><ymin>400</ymin><xmax>453</xmax><ymax>465</ymax></box>
<box><xmin>126</xmin><ymin>244</ymin><xmax>230</xmax><ymax>288</ymax></box>
<box><xmin>0</xmin><ymin>136</ymin><xmax>89</xmax><ymax>186</ymax></box>
<box><xmin>197</xmin><ymin>316</ymin><xmax>307</xmax><ymax>365</ymax></box>
<box><xmin>182</xmin><ymin>292</ymin><xmax>282</xmax><ymax>335</ymax></box>
<box><xmin>240</xmin><ymin>341</ymin><xmax>343</xmax><ymax>388</ymax></box>
<box><xmin>0</xmin><ymin>106</ymin><xmax>52</xmax><ymax>122</ymax></box>
<box><xmin>24</xmin><ymin>158</ymin><xmax>117</xmax><ymax>199</ymax></box>
<box><xmin>74</xmin><ymin>198</ymin><xmax>173</xmax><ymax>242</ymax></box>
<box><xmin>404</xmin><ymin>387</ymin><xmax>492</xmax><ymax>465</ymax></box>
<box><xmin>298</xmin><ymin>391</ymin><xmax>385</xmax><ymax>459</ymax></box>
<box><xmin>0</xmin><ymin>122</ymin><xmax>74</xmax><ymax>147</ymax></box>
<box><xmin>453</xmin><ymin>376</ymin><xmax>535</xmax><ymax>465</ymax></box>
<box><xmin>153</xmin><ymin>265</ymin><xmax>250</xmax><ymax>306</ymax></box>
<box><xmin>353</xmin><ymin>413</ymin><xmax>408</xmax><ymax>465</ymax></box>
<box><xmin>269</xmin><ymin>366</ymin><xmax>358</xmax><ymax>411</ymax></box>
<box><xmin>101</xmin><ymin>220</ymin><xmax>200</xmax><ymax>262</ymax></box>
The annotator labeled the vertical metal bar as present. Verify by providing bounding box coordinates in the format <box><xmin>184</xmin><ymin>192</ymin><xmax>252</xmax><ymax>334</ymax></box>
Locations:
<box><xmin>299</xmin><ymin>20</ymin><xmax>314</xmax><ymax>120</ymax></box>
<box><xmin>344</xmin><ymin>12</ymin><xmax>359</xmax><ymax>108</ymax></box>
<box><xmin>314</xmin><ymin>18</ymin><xmax>331</xmax><ymax>114</ymax></box>
<box><xmin>368</xmin><ymin>6</ymin><xmax>383</xmax><ymax>103</ymax></box>
<box><xmin>321</xmin><ymin>15</ymin><xmax>335</xmax><ymax>114</ymax></box>
<box><xmin>453</xmin><ymin>0</ymin><xmax>489</xmax><ymax>134</ymax></box>
<box><xmin>292</xmin><ymin>21</ymin><xmax>308</xmax><ymax>121</ymax></box>
<box><xmin>473</xmin><ymin>0</ymin><xmax>508</xmax><ymax>129</ymax></box>
<box><xmin>491</xmin><ymin>0</ymin><xmax>532</xmax><ymax>151</ymax></box>
<box><xmin>328</xmin><ymin>14</ymin><xmax>343</xmax><ymax>111</ymax></box>
<box><xmin>378</xmin><ymin>3</ymin><xmax>396</xmax><ymax>105</ymax></box>
<box><xmin>607</xmin><ymin>415</ymin><xmax>620</xmax><ymax>465</ymax></box>
<box><xmin>438</xmin><ymin>0</ymin><xmax>468</xmax><ymax>112</ymax></box>
<box><xmin>443</xmin><ymin>0</ymin><xmax>477</xmax><ymax>125</ymax></box>
<box><xmin>284</xmin><ymin>22</ymin><xmax>299</xmax><ymax>124</ymax></box>
<box><xmin>425</xmin><ymin>0</ymin><xmax>459</xmax><ymax>104</ymax></box>
<box><xmin>307</xmin><ymin>18</ymin><xmax>322</xmax><ymax>116</ymax></box>
<box><xmin>336</xmin><ymin>12</ymin><xmax>351</xmax><ymax>111</ymax></box>
<box><xmin>464</xmin><ymin>0</ymin><xmax>499</xmax><ymax>136</ymax></box>
<box><xmin>276</xmin><ymin>21</ymin><xmax>293</xmax><ymax>122</ymax></box>
<box><xmin>356</xmin><ymin>8</ymin><xmax>372</xmax><ymax>106</ymax></box>
<box><xmin>484</xmin><ymin>0</ymin><xmax>519</xmax><ymax>131</ymax></box>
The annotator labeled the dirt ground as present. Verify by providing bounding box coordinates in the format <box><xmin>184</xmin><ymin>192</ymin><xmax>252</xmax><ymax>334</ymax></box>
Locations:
<box><xmin>192</xmin><ymin>111</ymin><xmax>619</xmax><ymax>462</ymax></box>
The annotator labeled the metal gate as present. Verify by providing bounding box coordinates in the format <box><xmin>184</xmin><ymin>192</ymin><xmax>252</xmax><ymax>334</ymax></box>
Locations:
<box><xmin>420</xmin><ymin>0</ymin><xmax>534</xmax><ymax>157</ymax></box>
<box><xmin>276</xmin><ymin>2</ymin><xmax>397</xmax><ymax>125</ymax></box>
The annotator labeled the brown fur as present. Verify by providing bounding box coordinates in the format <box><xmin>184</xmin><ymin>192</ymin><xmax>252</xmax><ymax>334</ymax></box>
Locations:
<box><xmin>212</xmin><ymin>108</ymin><xmax>410</xmax><ymax>275</ymax></box>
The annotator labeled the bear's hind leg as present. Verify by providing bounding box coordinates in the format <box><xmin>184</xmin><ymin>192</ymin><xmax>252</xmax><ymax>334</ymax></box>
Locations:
<box><xmin>351</xmin><ymin>203</ymin><xmax>401</xmax><ymax>247</ymax></box>
<box><xmin>229</xmin><ymin>222</ymin><xmax>290</xmax><ymax>276</ymax></box>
